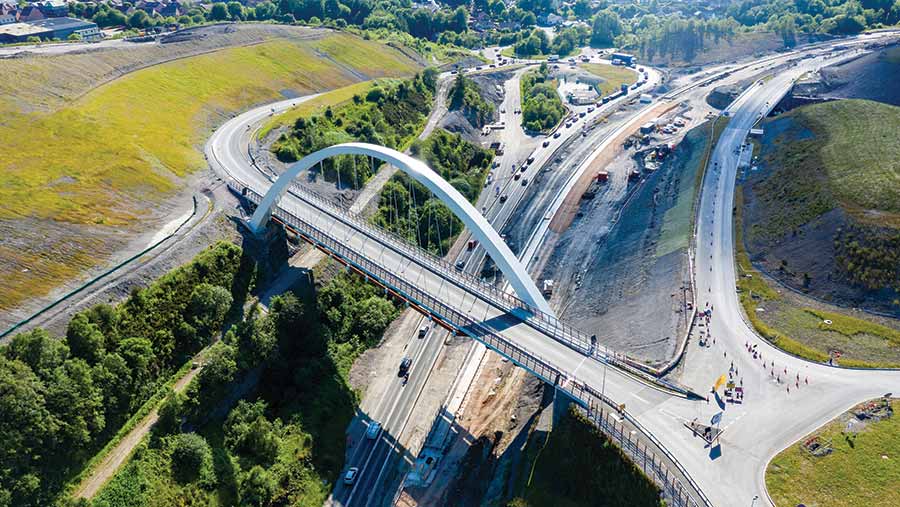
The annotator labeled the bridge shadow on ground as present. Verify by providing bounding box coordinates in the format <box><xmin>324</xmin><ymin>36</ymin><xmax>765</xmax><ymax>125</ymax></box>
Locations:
<box><xmin>398</xmin><ymin>379</ymin><xmax>554</xmax><ymax>507</ymax></box>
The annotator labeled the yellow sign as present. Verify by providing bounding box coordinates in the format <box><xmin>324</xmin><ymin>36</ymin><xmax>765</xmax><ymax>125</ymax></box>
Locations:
<box><xmin>713</xmin><ymin>374</ymin><xmax>727</xmax><ymax>391</ymax></box>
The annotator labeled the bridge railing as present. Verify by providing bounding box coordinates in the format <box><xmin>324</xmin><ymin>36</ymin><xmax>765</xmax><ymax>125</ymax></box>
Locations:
<box><xmin>257</xmin><ymin>182</ymin><xmax>603</xmax><ymax>358</ymax></box>
<box><xmin>241</xmin><ymin>182</ymin><xmax>695</xmax><ymax>397</ymax></box>
<box><xmin>230</xmin><ymin>182</ymin><xmax>708</xmax><ymax>507</ymax></box>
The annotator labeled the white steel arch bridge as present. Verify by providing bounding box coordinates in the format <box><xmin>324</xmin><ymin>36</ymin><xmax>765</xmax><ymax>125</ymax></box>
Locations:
<box><xmin>230</xmin><ymin>142</ymin><xmax>708</xmax><ymax>507</ymax></box>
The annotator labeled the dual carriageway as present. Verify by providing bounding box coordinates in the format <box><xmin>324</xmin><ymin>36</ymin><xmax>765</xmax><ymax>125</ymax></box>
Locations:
<box><xmin>208</xmin><ymin>33</ymin><xmax>900</xmax><ymax>507</ymax></box>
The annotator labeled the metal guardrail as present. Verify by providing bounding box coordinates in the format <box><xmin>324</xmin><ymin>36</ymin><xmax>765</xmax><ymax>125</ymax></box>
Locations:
<box><xmin>230</xmin><ymin>181</ymin><xmax>710</xmax><ymax>507</ymax></box>
<box><xmin>242</xmin><ymin>181</ymin><xmax>697</xmax><ymax>397</ymax></box>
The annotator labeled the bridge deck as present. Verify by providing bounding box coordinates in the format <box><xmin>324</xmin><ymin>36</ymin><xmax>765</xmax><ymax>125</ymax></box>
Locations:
<box><xmin>233</xmin><ymin>182</ymin><xmax>709</xmax><ymax>507</ymax></box>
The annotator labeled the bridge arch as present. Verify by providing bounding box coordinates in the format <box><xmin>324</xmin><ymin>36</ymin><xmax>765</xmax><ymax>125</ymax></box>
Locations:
<box><xmin>248</xmin><ymin>142</ymin><xmax>552</xmax><ymax>314</ymax></box>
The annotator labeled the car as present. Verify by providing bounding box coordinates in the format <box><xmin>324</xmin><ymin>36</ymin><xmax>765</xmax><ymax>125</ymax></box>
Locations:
<box><xmin>514</xmin><ymin>173</ymin><xmax>521</xmax><ymax>180</ymax></box>
<box><xmin>398</xmin><ymin>357</ymin><xmax>412</xmax><ymax>377</ymax></box>
<box><xmin>578</xmin><ymin>111</ymin><xmax>586</xmax><ymax>118</ymax></box>
<box><xmin>499</xmin><ymin>194</ymin><xmax>508</xmax><ymax>202</ymax></box>
<box><xmin>419</xmin><ymin>325</ymin><xmax>429</xmax><ymax>338</ymax></box>
<box><xmin>455</xmin><ymin>260</ymin><xmax>466</xmax><ymax>271</ymax></box>
<box><xmin>553</xmin><ymin>131</ymin><xmax>561</xmax><ymax>139</ymax></box>
<box><xmin>542</xmin><ymin>140</ymin><xmax>550</xmax><ymax>147</ymax></box>
<box><xmin>520</xmin><ymin>165</ymin><xmax>527</xmax><ymax>172</ymax></box>
<box><xmin>587</xmin><ymin>106</ymin><xmax>594</xmax><ymax>113</ymax></box>
<box><xmin>366</xmin><ymin>422</ymin><xmax>382</xmax><ymax>440</ymax></box>
<box><xmin>565</xmin><ymin>122</ymin><xmax>572</xmax><ymax>128</ymax></box>
<box><xmin>521</xmin><ymin>178</ymin><xmax>528</xmax><ymax>186</ymax></box>
<box><xmin>344</xmin><ymin>467</ymin><xmax>359</xmax><ymax>485</ymax></box>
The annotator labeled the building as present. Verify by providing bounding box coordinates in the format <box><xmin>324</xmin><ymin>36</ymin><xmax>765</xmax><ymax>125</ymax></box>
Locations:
<box><xmin>0</xmin><ymin>17</ymin><xmax>100</xmax><ymax>42</ymax></box>
<box><xmin>568</xmin><ymin>89</ymin><xmax>598</xmax><ymax>105</ymax></box>
<box><xmin>35</xmin><ymin>0</ymin><xmax>68</xmax><ymax>17</ymax></box>
<box><xmin>17</xmin><ymin>5</ymin><xmax>45</xmax><ymax>22</ymax></box>
<box><xmin>0</xmin><ymin>12</ymin><xmax>14</xmax><ymax>25</ymax></box>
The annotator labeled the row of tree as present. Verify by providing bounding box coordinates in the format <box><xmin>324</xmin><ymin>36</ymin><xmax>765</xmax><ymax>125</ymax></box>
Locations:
<box><xmin>0</xmin><ymin>242</ymin><xmax>251</xmax><ymax>507</ymax></box>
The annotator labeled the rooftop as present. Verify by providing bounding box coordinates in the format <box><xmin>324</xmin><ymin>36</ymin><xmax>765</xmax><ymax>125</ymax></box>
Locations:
<box><xmin>29</xmin><ymin>16</ymin><xmax>96</xmax><ymax>30</ymax></box>
<box><xmin>0</xmin><ymin>21</ymin><xmax>47</xmax><ymax>37</ymax></box>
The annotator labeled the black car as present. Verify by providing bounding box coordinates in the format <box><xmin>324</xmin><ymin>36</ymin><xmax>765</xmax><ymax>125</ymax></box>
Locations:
<box><xmin>398</xmin><ymin>357</ymin><xmax>412</xmax><ymax>377</ymax></box>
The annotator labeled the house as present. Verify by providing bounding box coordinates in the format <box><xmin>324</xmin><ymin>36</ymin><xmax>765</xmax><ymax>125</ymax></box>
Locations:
<box><xmin>17</xmin><ymin>5</ymin><xmax>45</xmax><ymax>22</ymax></box>
<box><xmin>544</xmin><ymin>13</ymin><xmax>564</xmax><ymax>26</ymax></box>
<box><xmin>0</xmin><ymin>11</ymin><xmax>15</xmax><ymax>25</ymax></box>
<box><xmin>159</xmin><ymin>1</ymin><xmax>182</xmax><ymax>18</ymax></box>
<box><xmin>35</xmin><ymin>0</ymin><xmax>68</xmax><ymax>17</ymax></box>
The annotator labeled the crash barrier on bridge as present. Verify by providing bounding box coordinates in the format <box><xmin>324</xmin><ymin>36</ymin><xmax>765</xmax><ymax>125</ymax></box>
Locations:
<box><xmin>583</xmin><ymin>404</ymin><xmax>712</xmax><ymax>507</ymax></box>
<box><xmin>236</xmin><ymin>181</ymin><xmax>698</xmax><ymax>398</ymax></box>
<box><xmin>229</xmin><ymin>182</ymin><xmax>710</xmax><ymax>506</ymax></box>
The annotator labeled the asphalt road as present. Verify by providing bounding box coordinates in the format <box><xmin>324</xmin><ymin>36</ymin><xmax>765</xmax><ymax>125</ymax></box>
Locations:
<box><xmin>206</xmin><ymin>33</ymin><xmax>900</xmax><ymax>507</ymax></box>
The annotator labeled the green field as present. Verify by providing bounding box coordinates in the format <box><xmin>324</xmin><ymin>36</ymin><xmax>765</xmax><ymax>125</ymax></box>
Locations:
<box><xmin>766</xmin><ymin>399</ymin><xmax>899</xmax><ymax>507</ymax></box>
<box><xmin>580</xmin><ymin>63</ymin><xmax>638</xmax><ymax>97</ymax></box>
<box><xmin>0</xmin><ymin>32</ymin><xmax>419</xmax><ymax>312</ymax></box>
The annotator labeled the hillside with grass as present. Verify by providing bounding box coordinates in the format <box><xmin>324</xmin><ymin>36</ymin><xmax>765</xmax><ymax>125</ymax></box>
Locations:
<box><xmin>742</xmin><ymin>99</ymin><xmax>900</xmax><ymax>316</ymax></box>
<box><xmin>0</xmin><ymin>27</ymin><xmax>421</xmax><ymax>323</ymax></box>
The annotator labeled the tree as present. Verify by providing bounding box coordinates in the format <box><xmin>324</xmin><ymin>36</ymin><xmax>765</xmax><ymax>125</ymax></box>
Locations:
<box><xmin>5</xmin><ymin>328</ymin><xmax>69</xmax><ymax>381</ymax></box>
<box><xmin>117</xmin><ymin>337</ymin><xmax>156</xmax><ymax>386</ymax></box>
<box><xmin>156</xmin><ymin>391</ymin><xmax>185</xmax><ymax>435</ymax></box>
<box><xmin>91</xmin><ymin>352</ymin><xmax>132</xmax><ymax>425</ymax></box>
<box><xmin>351</xmin><ymin>296</ymin><xmax>396</xmax><ymax>343</ymax></box>
<box><xmin>0</xmin><ymin>357</ymin><xmax>55</xmax><ymax>497</ymax></box>
<box><xmin>128</xmin><ymin>9</ymin><xmax>150</xmax><ymax>28</ymax></box>
<box><xmin>187</xmin><ymin>283</ymin><xmax>233</xmax><ymax>342</ymax></box>
<box><xmin>591</xmin><ymin>10</ymin><xmax>622</xmax><ymax>47</ymax></box>
<box><xmin>66</xmin><ymin>312</ymin><xmax>106</xmax><ymax>364</ymax></box>
<box><xmin>224</xmin><ymin>400</ymin><xmax>280</xmax><ymax>465</ymax></box>
<box><xmin>227</xmin><ymin>1</ymin><xmax>243</xmax><ymax>20</ymax></box>
<box><xmin>170</xmin><ymin>433</ymin><xmax>212</xmax><ymax>483</ymax></box>
<box><xmin>254</xmin><ymin>1</ymin><xmax>276</xmax><ymax>20</ymax></box>
<box><xmin>421</xmin><ymin>67</ymin><xmax>439</xmax><ymax>92</ymax></box>
<box><xmin>230</xmin><ymin>307</ymin><xmax>277</xmax><ymax>371</ymax></box>
<box><xmin>45</xmin><ymin>359</ymin><xmax>105</xmax><ymax>449</ymax></box>
<box><xmin>210</xmin><ymin>2</ymin><xmax>229</xmax><ymax>20</ymax></box>
<box><xmin>197</xmin><ymin>342</ymin><xmax>237</xmax><ymax>393</ymax></box>
<box><xmin>240</xmin><ymin>466</ymin><xmax>274</xmax><ymax>507</ymax></box>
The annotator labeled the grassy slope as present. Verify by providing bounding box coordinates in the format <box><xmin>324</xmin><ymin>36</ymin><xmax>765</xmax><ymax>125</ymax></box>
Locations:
<box><xmin>766</xmin><ymin>399</ymin><xmax>899</xmax><ymax>507</ymax></box>
<box><xmin>258</xmin><ymin>80</ymin><xmax>374</xmax><ymax>139</ymax></box>
<box><xmin>580</xmin><ymin>63</ymin><xmax>638</xmax><ymax>97</ymax></box>
<box><xmin>0</xmin><ymin>32</ymin><xmax>419</xmax><ymax>313</ymax></box>
<box><xmin>752</xmin><ymin>99</ymin><xmax>900</xmax><ymax>240</ymax></box>
<box><xmin>735</xmin><ymin>187</ymin><xmax>900</xmax><ymax>368</ymax></box>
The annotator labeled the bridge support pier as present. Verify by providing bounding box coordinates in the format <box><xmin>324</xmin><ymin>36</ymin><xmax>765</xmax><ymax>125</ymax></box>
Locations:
<box><xmin>551</xmin><ymin>384</ymin><xmax>579</xmax><ymax>428</ymax></box>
